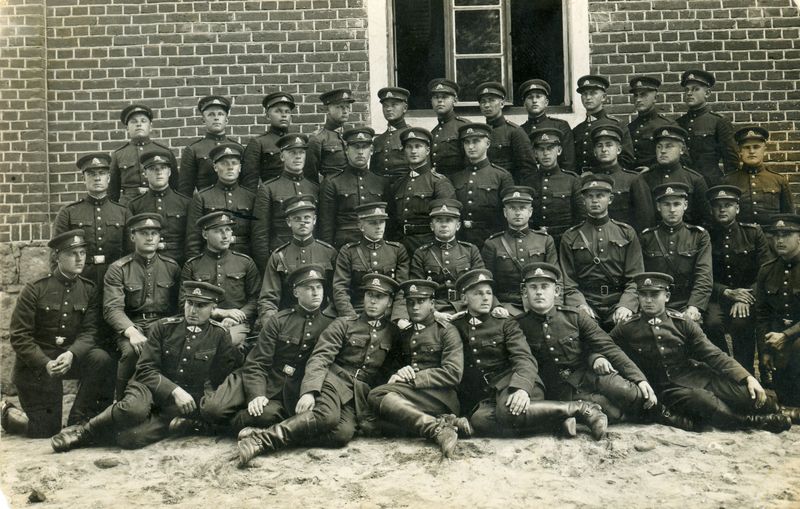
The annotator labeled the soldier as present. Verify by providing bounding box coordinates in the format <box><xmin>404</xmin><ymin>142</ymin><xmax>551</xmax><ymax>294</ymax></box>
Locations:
<box><xmin>521</xmin><ymin>128</ymin><xmax>583</xmax><ymax>246</ymax></box>
<box><xmin>128</xmin><ymin>151</ymin><xmax>192</xmax><ymax>267</ymax></box>
<box><xmin>185</xmin><ymin>143</ymin><xmax>255</xmax><ymax>259</ymax></box>
<box><xmin>640</xmin><ymin>183</ymin><xmax>712</xmax><ymax>324</ymax></box>
<box><xmin>54</xmin><ymin>153</ymin><xmax>130</xmax><ymax>294</ymax></box>
<box><xmin>429</xmin><ymin>78</ymin><xmax>469</xmax><ymax>178</ymax></box>
<box><xmin>2</xmin><ymin>230</ymin><xmax>114</xmax><ymax>438</ymax></box>
<box><xmin>305</xmin><ymin>88</ymin><xmax>354</xmax><ymax>182</ymax></box>
<box><xmin>571</xmin><ymin>75</ymin><xmax>634</xmax><ymax>174</ymax></box>
<box><xmin>177</xmin><ymin>95</ymin><xmax>244</xmax><ymax>195</ymax></box>
<box><xmin>257</xmin><ymin>196</ymin><xmax>337</xmax><ymax>327</ymax></box>
<box><xmin>318</xmin><ymin>127</ymin><xmax>388</xmax><ymax>249</ymax></box>
<box><xmin>611</xmin><ymin>272</ymin><xmax>792</xmax><ymax>433</ymax></box>
<box><xmin>676</xmin><ymin>69</ymin><xmax>738</xmax><ymax>187</ymax></box>
<box><xmin>518</xmin><ymin>79</ymin><xmax>575</xmax><ymax>173</ymax></box>
<box><xmin>237</xmin><ymin>274</ymin><xmax>401</xmax><ymax>466</ymax></box>
<box><xmin>109</xmin><ymin>104</ymin><xmax>178</xmax><ymax>205</ymax></box>
<box><xmin>389</xmin><ymin>127</ymin><xmax>456</xmax><ymax>254</ymax></box>
<box><xmin>705</xmin><ymin>185</ymin><xmax>770</xmax><ymax>372</ymax></box>
<box><xmin>475</xmin><ymin>81</ymin><xmax>536</xmax><ymax>183</ymax></box>
<box><xmin>50</xmin><ymin>281</ymin><xmax>241</xmax><ymax>451</ymax></box>
<box><xmin>241</xmin><ymin>92</ymin><xmax>296</xmax><ymax>190</ymax></box>
<box><xmin>451</xmin><ymin>269</ymin><xmax>609</xmax><ymax>439</ymax></box>
<box><xmin>630</xmin><ymin>125</ymin><xmax>711</xmax><ymax>231</ymax></box>
<box><xmin>251</xmin><ymin>133</ymin><xmax>319</xmax><ymax>273</ymax></box>
<box><xmin>626</xmin><ymin>76</ymin><xmax>676</xmax><ymax>171</ymax></box>
<box><xmin>722</xmin><ymin>126</ymin><xmax>795</xmax><ymax>226</ymax></box>
<box><xmin>104</xmin><ymin>213</ymin><xmax>181</xmax><ymax>399</ymax></box>
<box><xmin>450</xmin><ymin>123</ymin><xmax>514</xmax><ymax>249</ymax></box>
<box><xmin>560</xmin><ymin>175</ymin><xmax>644</xmax><ymax>331</ymax></box>
<box><xmin>181</xmin><ymin>211</ymin><xmax>260</xmax><ymax>348</ymax></box>
<box><xmin>585</xmin><ymin>125</ymin><xmax>638</xmax><ymax>226</ymax></box>
<box><xmin>332</xmin><ymin>202</ymin><xmax>410</xmax><ymax>318</ymax></box>
<box><xmin>371</xmin><ymin>87</ymin><xmax>411</xmax><ymax>183</ymax></box>
<box><xmin>368</xmin><ymin>279</ymin><xmax>464</xmax><ymax>458</ymax></box>
<box><xmin>481</xmin><ymin>187</ymin><xmax>557</xmax><ymax>316</ymax></box>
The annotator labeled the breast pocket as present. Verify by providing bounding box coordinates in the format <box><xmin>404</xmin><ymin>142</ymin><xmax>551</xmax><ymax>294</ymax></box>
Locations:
<box><xmin>754</xmin><ymin>187</ymin><xmax>780</xmax><ymax>210</ymax></box>
<box><xmin>556</xmin><ymin>335</ymin><xmax>582</xmax><ymax>359</ymax></box>
<box><xmin>117</xmin><ymin>156</ymin><xmax>141</xmax><ymax>183</ymax></box>
<box><xmin>124</xmin><ymin>284</ymin><xmax>144</xmax><ymax>308</ymax></box>
<box><xmin>348</xmin><ymin>334</ymin><xmax>369</xmax><ymax>349</ymax></box>
<box><xmin>223</xmin><ymin>272</ymin><xmax>246</xmax><ymax>303</ymax></box>
<box><xmin>569</xmin><ymin>236</ymin><xmax>594</xmax><ymax>266</ymax></box>
<box><xmin>675</xmin><ymin>249</ymin><xmax>699</xmax><ymax>273</ymax></box>
<box><xmin>474</xmin><ymin>184</ymin><xmax>499</xmax><ymax>208</ymax></box>
<box><xmin>156</xmin><ymin>280</ymin><xmax>177</xmax><ymax>309</ymax></box>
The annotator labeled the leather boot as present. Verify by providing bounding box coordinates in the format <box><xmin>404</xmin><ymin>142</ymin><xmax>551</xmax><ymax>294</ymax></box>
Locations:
<box><xmin>561</xmin><ymin>417</ymin><xmax>577</xmax><ymax>437</ymax></box>
<box><xmin>237</xmin><ymin>411</ymin><xmax>317</xmax><ymax>467</ymax></box>
<box><xmin>438</xmin><ymin>413</ymin><xmax>473</xmax><ymax>438</ymax></box>
<box><xmin>779</xmin><ymin>406</ymin><xmax>800</xmax><ymax>425</ymax></box>
<box><xmin>519</xmin><ymin>400</ymin><xmax>607</xmax><ymax>440</ymax></box>
<box><xmin>379</xmin><ymin>393</ymin><xmax>457</xmax><ymax>458</ymax></box>
<box><xmin>744</xmin><ymin>413</ymin><xmax>792</xmax><ymax>433</ymax></box>
<box><xmin>169</xmin><ymin>417</ymin><xmax>212</xmax><ymax>436</ymax></box>
<box><xmin>1</xmin><ymin>401</ymin><xmax>29</xmax><ymax>436</ymax></box>
<box><xmin>650</xmin><ymin>404</ymin><xmax>695</xmax><ymax>432</ymax></box>
<box><xmin>51</xmin><ymin>405</ymin><xmax>114</xmax><ymax>452</ymax></box>
<box><xmin>571</xmin><ymin>401</ymin><xmax>609</xmax><ymax>440</ymax></box>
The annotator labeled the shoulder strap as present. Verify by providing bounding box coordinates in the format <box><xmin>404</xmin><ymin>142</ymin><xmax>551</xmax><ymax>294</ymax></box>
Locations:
<box><xmin>577</xmin><ymin>228</ymin><xmax>619</xmax><ymax>285</ymax></box>
<box><xmin>355</xmin><ymin>245</ymin><xmax>370</xmax><ymax>270</ymax></box>
<box><xmin>427</xmin><ymin>247</ymin><xmax>454</xmax><ymax>278</ymax></box>
<box><xmin>498</xmin><ymin>234</ymin><xmax>525</xmax><ymax>273</ymax></box>
<box><xmin>652</xmin><ymin>230</ymin><xmax>679</xmax><ymax>276</ymax></box>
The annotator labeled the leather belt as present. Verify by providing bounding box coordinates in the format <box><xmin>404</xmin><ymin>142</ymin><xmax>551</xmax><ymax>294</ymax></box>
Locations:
<box><xmin>137</xmin><ymin>313</ymin><xmax>162</xmax><ymax>321</ymax></box>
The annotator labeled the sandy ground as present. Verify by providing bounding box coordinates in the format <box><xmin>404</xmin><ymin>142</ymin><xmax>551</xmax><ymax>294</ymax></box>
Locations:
<box><xmin>1</xmin><ymin>401</ymin><xmax>799</xmax><ymax>509</ymax></box>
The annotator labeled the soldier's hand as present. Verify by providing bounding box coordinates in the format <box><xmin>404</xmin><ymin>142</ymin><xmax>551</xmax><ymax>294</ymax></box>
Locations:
<box><xmin>126</xmin><ymin>327</ymin><xmax>148</xmax><ymax>355</ymax></box>
<box><xmin>637</xmin><ymin>381</ymin><xmax>657</xmax><ymax>409</ymax></box>
<box><xmin>745</xmin><ymin>376</ymin><xmax>767</xmax><ymax>408</ymax></box>
<box><xmin>765</xmin><ymin>332</ymin><xmax>789</xmax><ymax>351</ymax></box>
<box><xmin>295</xmin><ymin>393</ymin><xmax>316</xmax><ymax>413</ymax></box>
<box><xmin>52</xmin><ymin>351</ymin><xmax>74</xmax><ymax>375</ymax></box>
<box><xmin>247</xmin><ymin>396</ymin><xmax>269</xmax><ymax>417</ymax></box>
<box><xmin>724</xmin><ymin>288</ymin><xmax>755</xmax><ymax>305</ymax></box>
<box><xmin>172</xmin><ymin>387</ymin><xmax>196</xmax><ymax>415</ymax></box>
<box><xmin>396</xmin><ymin>319</ymin><xmax>412</xmax><ymax>330</ymax></box>
<box><xmin>592</xmin><ymin>357</ymin><xmax>617</xmax><ymax>375</ymax></box>
<box><xmin>491</xmin><ymin>306</ymin><xmax>510</xmax><ymax>318</ymax></box>
<box><xmin>388</xmin><ymin>374</ymin><xmax>402</xmax><ymax>384</ymax></box>
<box><xmin>223</xmin><ymin>309</ymin><xmax>248</xmax><ymax>323</ymax></box>
<box><xmin>434</xmin><ymin>311</ymin><xmax>455</xmax><ymax>322</ymax></box>
<box><xmin>505</xmin><ymin>389</ymin><xmax>530</xmax><ymax>416</ymax></box>
<box><xmin>396</xmin><ymin>365</ymin><xmax>416</xmax><ymax>382</ymax></box>
<box><xmin>729</xmin><ymin>301</ymin><xmax>751</xmax><ymax>318</ymax></box>
<box><xmin>45</xmin><ymin>360</ymin><xmax>61</xmax><ymax>378</ymax></box>
<box><xmin>221</xmin><ymin>317</ymin><xmax>238</xmax><ymax>328</ymax></box>
<box><xmin>684</xmin><ymin>306</ymin><xmax>702</xmax><ymax>322</ymax></box>
<box><xmin>612</xmin><ymin>306</ymin><xmax>633</xmax><ymax>324</ymax></box>
<box><xmin>579</xmin><ymin>305</ymin><xmax>597</xmax><ymax>319</ymax></box>
<box><xmin>761</xmin><ymin>352</ymin><xmax>775</xmax><ymax>372</ymax></box>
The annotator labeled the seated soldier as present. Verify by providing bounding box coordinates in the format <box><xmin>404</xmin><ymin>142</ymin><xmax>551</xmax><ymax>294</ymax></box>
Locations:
<box><xmin>237</xmin><ymin>275</ymin><xmax>402</xmax><ymax>467</ymax></box>
<box><xmin>611</xmin><ymin>272</ymin><xmax>793</xmax><ymax>433</ymax></box>
<box><xmin>451</xmin><ymin>269</ymin><xmax>609</xmax><ymax>440</ymax></box>
<box><xmin>2</xmin><ymin>230</ymin><xmax>114</xmax><ymax>438</ymax></box>
<box><xmin>50</xmin><ymin>281</ymin><xmax>241</xmax><ymax>451</ymax></box>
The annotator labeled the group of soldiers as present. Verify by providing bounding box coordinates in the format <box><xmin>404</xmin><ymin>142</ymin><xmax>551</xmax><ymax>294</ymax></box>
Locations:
<box><xmin>3</xmin><ymin>68</ymin><xmax>800</xmax><ymax>467</ymax></box>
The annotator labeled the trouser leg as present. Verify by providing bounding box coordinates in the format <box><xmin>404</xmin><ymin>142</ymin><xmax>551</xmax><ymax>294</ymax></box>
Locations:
<box><xmin>115</xmin><ymin>339</ymin><xmax>139</xmax><ymax>400</ymax></box>
<box><xmin>12</xmin><ymin>361</ymin><xmax>63</xmax><ymax>438</ymax></box>
<box><xmin>773</xmin><ymin>342</ymin><xmax>800</xmax><ymax>407</ymax></box>
<box><xmin>199</xmin><ymin>370</ymin><xmax>247</xmax><ymax>426</ymax></box>
<box><xmin>68</xmin><ymin>347</ymin><xmax>115</xmax><ymax>426</ymax></box>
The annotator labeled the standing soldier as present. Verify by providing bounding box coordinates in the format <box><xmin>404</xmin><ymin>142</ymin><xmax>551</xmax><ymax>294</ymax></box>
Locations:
<box><xmin>257</xmin><ymin>196</ymin><xmax>337</xmax><ymax>327</ymax></box>
<box><xmin>450</xmin><ymin>123</ymin><xmax>514</xmax><ymax>249</ymax></box>
<box><xmin>368</xmin><ymin>279</ymin><xmax>464</xmax><ymax>458</ymax></box>
<box><xmin>332</xmin><ymin>202</ymin><xmax>410</xmax><ymax>318</ymax></box>
<box><xmin>2</xmin><ymin>230</ymin><xmax>115</xmax><ymax>438</ymax></box>
<box><xmin>104</xmin><ymin>213</ymin><xmax>181</xmax><ymax>400</ymax></box>
<box><xmin>482</xmin><ymin>187</ymin><xmax>557</xmax><ymax>316</ymax></box>
<box><xmin>389</xmin><ymin>127</ymin><xmax>456</xmax><ymax>254</ymax></box>
<box><xmin>722</xmin><ymin>126</ymin><xmax>795</xmax><ymax>226</ymax></box>
<box><xmin>251</xmin><ymin>134</ymin><xmax>319</xmax><ymax>273</ymax></box>
<box><xmin>128</xmin><ymin>151</ymin><xmax>191</xmax><ymax>267</ymax></box>
<box><xmin>640</xmin><ymin>183</ymin><xmax>712</xmax><ymax>324</ymax></box>
<box><xmin>318</xmin><ymin>127</ymin><xmax>387</xmax><ymax>249</ymax></box>
<box><xmin>109</xmin><ymin>104</ymin><xmax>177</xmax><ymax>205</ymax></box>
<box><xmin>305</xmin><ymin>88</ymin><xmax>354</xmax><ymax>182</ymax></box>
<box><xmin>572</xmin><ymin>75</ymin><xmax>634</xmax><ymax>174</ymax></box>
<box><xmin>181</xmin><ymin>212</ymin><xmax>260</xmax><ymax>348</ymax></box>
<box><xmin>475</xmin><ymin>81</ymin><xmax>536</xmax><ymax>183</ymax></box>
<box><xmin>519</xmin><ymin>79</ymin><xmax>575</xmax><ymax>173</ymax></box>
<box><xmin>178</xmin><ymin>95</ymin><xmax>244</xmax><ymax>195</ymax></box>
<box><xmin>560</xmin><ymin>175</ymin><xmax>644</xmax><ymax>331</ymax></box>
<box><xmin>429</xmin><ymin>78</ymin><xmax>469</xmax><ymax>178</ymax></box>
<box><xmin>586</xmin><ymin>125</ymin><xmax>638</xmax><ymax>226</ymax></box>
<box><xmin>371</xmin><ymin>87</ymin><xmax>411</xmax><ymax>183</ymax></box>
<box><xmin>627</xmin><ymin>76</ymin><xmax>676</xmax><ymax>171</ymax></box>
<box><xmin>705</xmin><ymin>185</ymin><xmax>770</xmax><ymax>372</ymax></box>
<box><xmin>521</xmin><ymin>128</ymin><xmax>582</xmax><ymax>247</ymax></box>
<box><xmin>185</xmin><ymin>143</ymin><xmax>255</xmax><ymax>259</ymax></box>
<box><xmin>676</xmin><ymin>69</ymin><xmax>738</xmax><ymax>187</ymax></box>
<box><xmin>241</xmin><ymin>92</ymin><xmax>296</xmax><ymax>190</ymax></box>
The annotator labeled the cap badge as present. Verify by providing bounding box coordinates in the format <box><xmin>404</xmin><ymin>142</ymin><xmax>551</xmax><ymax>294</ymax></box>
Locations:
<box><xmin>665</xmin><ymin>187</ymin><xmax>674</xmax><ymax>194</ymax></box>
<box><xmin>220</xmin><ymin>214</ymin><xmax>231</xmax><ymax>222</ymax></box>
<box><xmin>223</xmin><ymin>147</ymin><xmax>234</xmax><ymax>155</ymax></box>
<box><xmin>600</xmin><ymin>129</ymin><xmax>609</xmax><ymax>136</ymax></box>
<box><xmin>144</xmin><ymin>219</ymin><xmax>156</xmax><ymax>227</ymax></box>
<box><xmin>373</xmin><ymin>207</ymin><xmax>381</xmax><ymax>215</ymax></box>
<box><xmin>534</xmin><ymin>268</ymin><xmax>544</xmax><ymax>276</ymax></box>
<box><xmin>747</xmin><ymin>130</ymin><xmax>757</xmax><ymax>137</ymax></box>
<box><xmin>466</xmin><ymin>128</ymin><xmax>474</xmax><ymax>134</ymax></box>
<box><xmin>73</xmin><ymin>236</ymin><xmax>81</xmax><ymax>245</ymax></box>
<box><xmin>356</xmin><ymin>133</ymin><xmax>368</xmax><ymax>140</ymax></box>
<box><xmin>342</xmin><ymin>92</ymin><xmax>350</xmax><ymax>98</ymax></box>
<box><xmin>636</xmin><ymin>81</ymin><xmax>642</xmax><ymax>87</ymax></box>
<box><xmin>409</xmin><ymin>284</ymin><xmax>417</xmax><ymax>293</ymax></box>
<box><xmin>297</xmin><ymin>201</ymin><xmax>309</xmax><ymax>208</ymax></box>
<box><xmin>309</xmin><ymin>270</ymin><xmax>319</xmax><ymax>278</ymax></box>
<box><xmin>512</xmin><ymin>192</ymin><xmax>520</xmax><ymax>198</ymax></box>
<box><xmin>154</xmin><ymin>155</ymin><xmax>165</xmax><ymax>163</ymax></box>
<box><xmin>591</xmin><ymin>181</ymin><xmax>598</xmax><ymax>187</ymax></box>
<box><xmin>386</xmin><ymin>91</ymin><xmax>394</xmax><ymax>98</ymax></box>
<box><xmin>688</xmin><ymin>73</ymin><xmax>695</xmax><ymax>80</ymax></box>
<box><xmin>719</xmin><ymin>191</ymin><xmax>729</xmax><ymax>197</ymax></box>
<box><xmin>482</xmin><ymin>88</ymin><xmax>489</xmax><ymax>94</ymax></box>
<box><xmin>409</xmin><ymin>132</ymin><xmax>419</xmax><ymax>139</ymax></box>
<box><xmin>280</xmin><ymin>96</ymin><xmax>289</xmax><ymax>102</ymax></box>
<box><xmin>662</xmin><ymin>129</ymin><xmax>669</xmax><ymax>136</ymax></box>
<box><xmin>92</xmin><ymin>158</ymin><xmax>101</xmax><ymax>165</ymax></box>
<box><xmin>435</xmin><ymin>84</ymin><xmax>444</xmax><ymax>90</ymax></box>
<box><xmin>644</xmin><ymin>278</ymin><xmax>652</xmax><ymax>286</ymax></box>
<box><xmin>476</xmin><ymin>274</ymin><xmax>487</xmax><ymax>282</ymax></box>
<box><xmin>211</xmin><ymin>99</ymin><xmax>222</xmax><ymax>105</ymax></box>
<box><xmin>192</xmin><ymin>287</ymin><xmax>203</xmax><ymax>296</ymax></box>
<box><xmin>541</xmin><ymin>134</ymin><xmax>550</xmax><ymax>141</ymax></box>
<box><xmin>441</xmin><ymin>204</ymin><xmax>449</xmax><ymax>212</ymax></box>
<box><xmin>372</xmin><ymin>278</ymin><xmax>380</xmax><ymax>286</ymax></box>
<box><xmin>776</xmin><ymin>220</ymin><xmax>786</xmax><ymax>227</ymax></box>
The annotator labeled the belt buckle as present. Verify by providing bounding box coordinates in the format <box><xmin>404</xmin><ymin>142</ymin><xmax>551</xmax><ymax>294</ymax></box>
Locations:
<box><xmin>282</xmin><ymin>364</ymin><xmax>296</xmax><ymax>376</ymax></box>
<box><xmin>559</xmin><ymin>368</ymin><xmax>572</xmax><ymax>379</ymax></box>
<box><xmin>447</xmin><ymin>288</ymin><xmax>458</xmax><ymax>301</ymax></box>
<box><xmin>55</xmin><ymin>336</ymin><xmax>66</xmax><ymax>346</ymax></box>
<box><xmin>138</xmin><ymin>187</ymin><xmax>148</xmax><ymax>194</ymax></box>
<box><xmin>592</xmin><ymin>256</ymin><xmax>602</xmax><ymax>265</ymax></box>
<box><xmin>600</xmin><ymin>285</ymin><xmax>609</xmax><ymax>296</ymax></box>
<box><xmin>93</xmin><ymin>255</ymin><xmax>106</xmax><ymax>264</ymax></box>
<box><xmin>464</xmin><ymin>220</ymin><xmax>473</xmax><ymax>229</ymax></box>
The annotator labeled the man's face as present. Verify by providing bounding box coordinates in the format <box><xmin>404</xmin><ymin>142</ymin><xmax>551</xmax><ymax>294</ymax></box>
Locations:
<box><xmin>633</xmin><ymin>90</ymin><xmax>658</xmax><ymax>114</ymax></box>
<box><xmin>287</xmin><ymin>210</ymin><xmax>316</xmax><ymax>238</ymax></box>
<box><xmin>131</xmin><ymin>228</ymin><xmax>160</xmax><ymax>255</ymax></box>
<box><xmin>404</xmin><ymin>140</ymin><xmax>430</xmax><ymax>165</ymax></box>
<box><xmin>281</xmin><ymin>148</ymin><xmax>306</xmax><ymax>172</ymax></box>
<box><xmin>462</xmin><ymin>136</ymin><xmax>490</xmax><ymax>162</ymax></box>
<box><xmin>267</xmin><ymin>104</ymin><xmax>292</xmax><ymax>129</ymax></box>
<box><xmin>430</xmin><ymin>93</ymin><xmax>456</xmax><ymax>116</ymax></box>
<box><xmin>657</xmin><ymin>197</ymin><xmax>688</xmax><ymax>225</ymax></box>
<box><xmin>363</xmin><ymin>290</ymin><xmax>392</xmax><ymax>318</ymax></box>
<box><xmin>524</xmin><ymin>279</ymin><xmax>559</xmax><ymax>314</ymax></box>
<box><xmin>580</xmin><ymin>89</ymin><xmax>606</xmax><ymax>113</ymax></box>
<box><xmin>346</xmin><ymin>142</ymin><xmax>372</xmax><ymax>169</ymax></box>
<box><xmin>683</xmin><ymin>84</ymin><xmax>709</xmax><ymax>109</ymax></box>
<box><xmin>739</xmin><ymin>141</ymin><xmax>767</xmax><ymax>167</ymax></box>
<box><xmin>214</xmin><ymin>156</ymin><xmax>241</xmax><ymax>184</ymax></box>
<box><xmin>57</xmin><ymin>246</ymin><xmax>87</xmax><ymax>276</ymax></box>
<box><xmin>655</xmin><ymin>140</ymin><xmax>683</xmax><ymax>165</ymax></box>
<box><xmin>594</xmin><ymin>139</ymin><xmax>621</xmax><ymax>165</ymax></box>
<box><xmin>406</xmin><ymin>296</ymin><xmax>434</xmax><ymax>323</ymax></box>
<box><xmin>327</xmin><ymin>102</ymin><xmax>351</xmax><ymax>124</ymax></box>
<box><xmin>202</xmin><ymin>106</ymin><xmax>228</xmax><ymax>135</ymax></box>
<box><xmin>503</xmin><ymin>203</ymin><xmax>533</xmax><ymax>229</ymax></box>
<box><xmin>202</xmin><ymin>225</ymin><xmax>233</xmax><ymax>252</ymax></box>
<box><xmin>638</xmin><ymin>289</ymin><xmax>669</xmax><ymax>317</ymax></box>
<box><xmin>431</xmin><ymin>216</ymin><xmax>460</xmax><ymax>240</ymax></box>
<box><xmin>524</xmin><ymin>92</ymin><xmax>549</xmax><ymax>117</ymax></box>
<box><xmin>185</xmin><ymin>299</ymin><xmax>215</xmax><ymax>325</ymax></box>
<box><xmin>773</xmin><ymin>231</ymin><xmax>800</xmax><ymax>259</ymax></box>
<box><xmin>84</xmin><ymin>169</ymin><xmax>110</xmax><ymax>194</ymax></box>
<box><xmin>126</xmin><ymin>113</ymin><xmax>151</xmax><ymax>139</ymax></box>
<box><xmin>534</xmin><ymin>143</ymin><xmax>562</xmax><ymax>169</ymax></box>
<box><xmin>464</xmin><ymin>283</ymin><xmax>493</xmax><ymax>315</ymax></box>
<box><xmin>293</xmin><ymin>281</ymin><xmax>324</xmax><ymax>310</ymax></box>
<box><xmin>145</xmin><ymin>164</ymin><xmax>171</xmax><ymax>190</ymax></box>
<box><xmin>478</xmin><ymin>95</ymin><xmax>504</xmax><ymax>120</ymax></box>
<box><xmin>360</xmin><ymin>218</ymin><xmax>386</xmax><ymax>240</ymax></box>
<box><xmin>381</xmin><ymin>99</ymin><xmax>407</xmax><ymax>122</ymax></box>
<box><xmin>711</xmin><ymin>199</ymin><xmax>739</xmax><ymax>226</ymax></box>
<box><xmin>583</xmin><ymin>190</ymin><xmax>613</xmax><ymax>217</ymax></box>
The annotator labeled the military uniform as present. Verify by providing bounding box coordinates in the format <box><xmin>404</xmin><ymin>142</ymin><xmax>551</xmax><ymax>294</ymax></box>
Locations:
<box><xmin>185</xmin><ymin>180</ymin><xmax>255</xmax><ymax>259</ymax></box>
<box><xmin>241</xmin><ymin>92</ymin><xmax>297</xmax><ymax>189</ymax></box>
<box><xmin>723</xmin><ymin>166</ymin><xmax>795</xmax><ymax>226</ymax></box>
<box><xmin>304</xmin><ymin>89</ymin><xmax>355</xmax><ymax>182</ymax></box>
<box><xmin>128</xmin><ymin>186</ymin><xmax>191</xmax><ymax>267</ymax></box>
<box><xmin>371</xmin><ymin>121</ymin><xmax>409</xmax><ymax>184</ymax></box>
<box><xmin>318</xmin><ymin>164</ymin><xmax>387</xmax><ymax>249</ymax></box>
<box><xmin>178</xmin><ymin>133</ymin><xmax>244</xmax><ymax>195</ymax></box>
<box><xmin>584</xmin><ymin>164</ymin><xmax>638</xmax><ymax>226</ymax></box>
<box><xmin>518</xmin><ymin>79</ymin><xmax>576</xmax><ymax>173</ymax></box>
<box><xmin>573</xmin><ymin>111</ymin><xmax>635</xmax><ymax>174</ymax></box>
<box><xmin>626</xmin><ymin>76</ymin><xmax>676</xmax><ymax>170</ymax></box>
<box><xmin>428</xmin><ymin>79</ymin><xmax>469</xmax><ymax>178</ymax></box>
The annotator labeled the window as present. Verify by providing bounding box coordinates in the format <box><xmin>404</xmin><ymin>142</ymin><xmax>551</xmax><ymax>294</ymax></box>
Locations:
<box><xmin>391</xmin><ymin>0</ymin><xmax>567</xmax><ymax>110</ymax></box>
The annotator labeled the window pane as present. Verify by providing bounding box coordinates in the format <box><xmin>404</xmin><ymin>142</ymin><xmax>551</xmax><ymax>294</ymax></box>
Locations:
<box><xmin>454</xmin><ymin>0</ymin><xmax>499</xmax><ymax>5</ymax></box>
<box><xmin>394</xmin><ymin>0</ymin><xmax>446</xmax><ymax>110</ymax></box>
<box><xmin>454</xmin><ymin>10</ymin><xmax>500</xmax><ymax>54</ymax></box>
<box><xmin>510</xmin><ymin>0</ymin><xmax>565</xmax><ymax>105</ymax></box>
<box><xmin>455</xmin><ymin>57</ymin><xmax>502</xmax><ymax>102</ymax></box>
